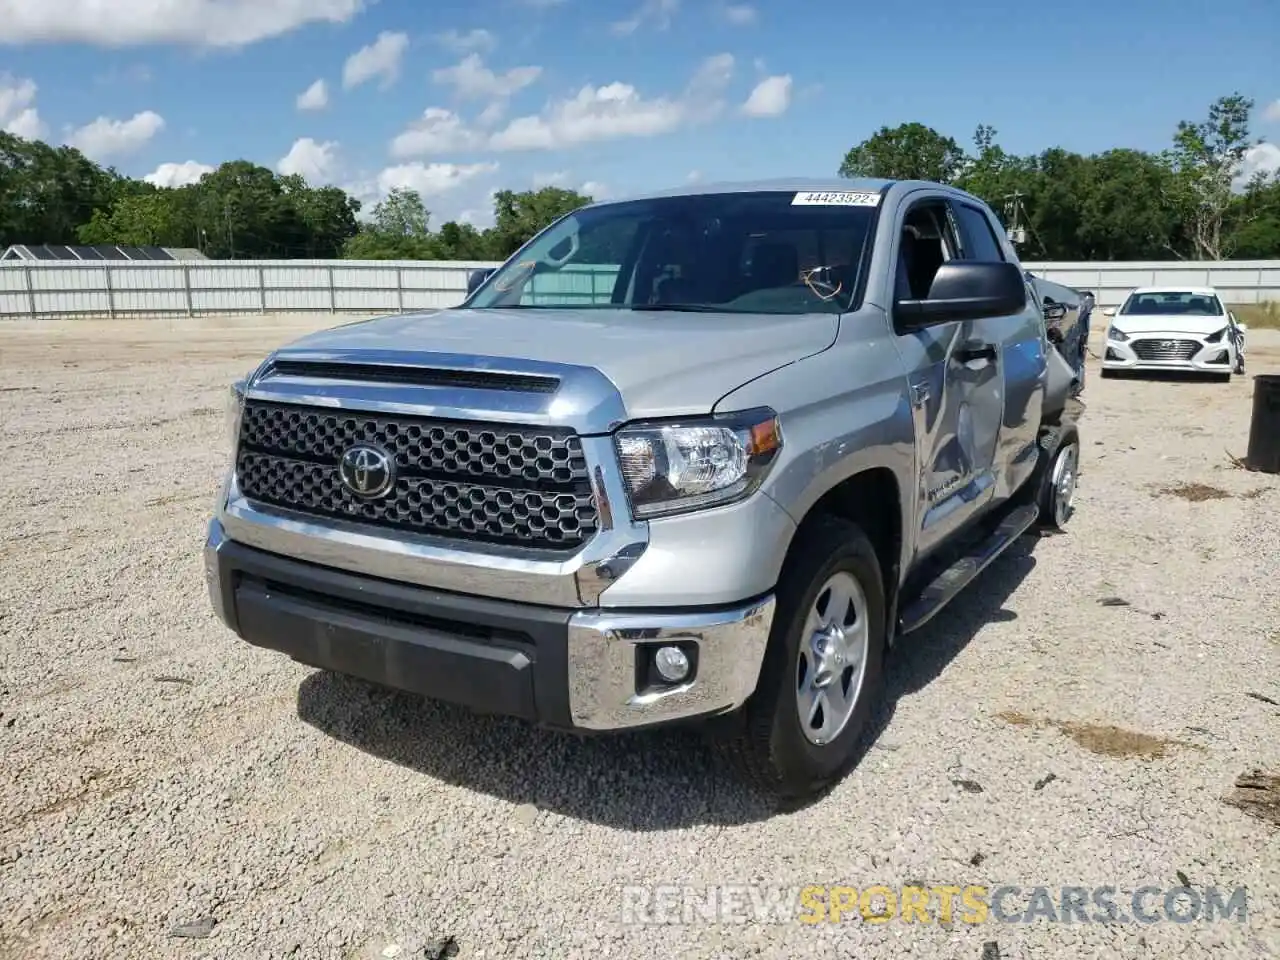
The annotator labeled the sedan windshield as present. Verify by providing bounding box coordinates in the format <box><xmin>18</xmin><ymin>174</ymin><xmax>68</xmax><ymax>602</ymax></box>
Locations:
<box><xmin>1119</xmin><ymin>291</ymin><xmax>1224</xmax><ymax>316</ymax></box>
<box><xmin>464</xmin><ymin>190</ymin><xmax>880</xmax><ymax>315</ymax></box>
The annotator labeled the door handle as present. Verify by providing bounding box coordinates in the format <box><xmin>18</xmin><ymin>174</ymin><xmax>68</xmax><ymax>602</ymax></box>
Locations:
<box><xmin>955</xmin><ymin>342</ymin><xmax>997</xmax><ymax>364</ymax></box>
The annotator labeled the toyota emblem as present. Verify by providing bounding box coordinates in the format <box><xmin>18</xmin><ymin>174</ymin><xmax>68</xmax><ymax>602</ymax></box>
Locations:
<box><xmin>338</xmin><ymin>444</ymin><xmax>395</xmax><ymax>499</ymax></box>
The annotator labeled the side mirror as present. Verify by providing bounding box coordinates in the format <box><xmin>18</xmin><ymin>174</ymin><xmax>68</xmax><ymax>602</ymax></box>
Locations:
<box><xmin>1043</xmin><ymin>302</ymin><xmax>1069</xmax><ymax>322</ymax></box>
<box><xmin>1237</xmin><ymin>322</ymin><xmax>1248</xmax><ymax>333</ymax></box>
<box><xmin>1102</xmin><ymin>306</ymin><xmax>1117</xmax><ymax>317</ymax></box>
<box><xmin>466</xmin><ymin>267</ymin><xmax>496</xmax><ymax>297</ymax></box>
<box><xmin>894</xmin><ymin>261</ymin><xmax>1028</xmax><ymax>329</ymax></box>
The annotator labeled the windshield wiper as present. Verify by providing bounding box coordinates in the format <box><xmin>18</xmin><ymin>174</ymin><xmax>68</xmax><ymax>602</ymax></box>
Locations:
<box><xmin>630</xmin><ymin>303</ymin><xmax>727</xmax><ymax>313</ymax></box>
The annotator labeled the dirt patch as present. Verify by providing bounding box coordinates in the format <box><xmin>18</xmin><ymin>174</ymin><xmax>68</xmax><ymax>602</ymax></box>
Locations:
<box><xmin>997</xmin><ymin>712</ymin><xmax>1196</xmax><ymax>759</ymax></box>
<box><xmin>1158</xmin><ymin>482</ymin><xmax>1233</xmax><ymax>502</ymax></box>
<box><xmin>1223</xmin><ymin>771</ymin><xmax>1280</xmax><ymax>828</ymax></box>
<box><xmin>995</xmin><ymin>710</ymin><xmax>1036</xmax><ymax>728</ymax></box>
<box><xmin>1240</xmin><ymin>487</ymin><xmax>1270</xmax><ymax>500</ymax></box>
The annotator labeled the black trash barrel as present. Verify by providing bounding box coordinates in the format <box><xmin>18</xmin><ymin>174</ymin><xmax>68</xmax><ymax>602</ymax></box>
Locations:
<box><xmin>1245</xmin><ymin>374</ymin><xmax>1280</xmax><ymax>473</ymax></box>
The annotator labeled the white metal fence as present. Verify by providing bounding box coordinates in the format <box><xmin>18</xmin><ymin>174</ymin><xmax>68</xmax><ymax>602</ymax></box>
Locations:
<box><xmin>1</xmin><ymin>257</ymin><xmax>1278</xmax><ymax>320</ymax></box>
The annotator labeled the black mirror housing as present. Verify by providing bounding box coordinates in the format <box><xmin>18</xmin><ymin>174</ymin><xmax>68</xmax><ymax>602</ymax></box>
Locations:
<box><xmin>895</xmin><ymin>261</ymin><xmax>1028</xmax><ymax>329</ymax></box>
<box><xmin>466</xmin><ymin>268</ymin><xmax>496</xmax><ymax>297</ymax></box>
<box><xmin>1043</xmin><ymin>302</ymin><xmax>1069</xmax><ymax>322</ymax></box>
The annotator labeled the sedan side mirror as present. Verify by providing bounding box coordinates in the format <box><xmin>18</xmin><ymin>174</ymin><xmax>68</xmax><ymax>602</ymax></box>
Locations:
<box><xmin>894</xmin><ymin>261</ymin><xmax>1028</xmax><ymax>330</ymax></box>
<box><xmin>1043</xmin><ymin>302</ymin><xmax>1069</xmax><ymax>322</ymax></box>
<box><xmin>466</xmin><ymin>267</ymin><xmax>496</xmax><ymax>297</ymax></box>
<box><xmin>1102</xmin><ymin>306</ymin><xmax>1117</xmax><ymax>317</ymax></box>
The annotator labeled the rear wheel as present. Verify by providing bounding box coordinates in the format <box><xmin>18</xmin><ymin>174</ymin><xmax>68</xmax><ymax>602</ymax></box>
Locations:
<box><xmin>715</xmin><ymin>515</ymin><xmax>887</xmax><ymax>801</ymax></box>
<box><xmin>1015</xmin><ymin>424</ymin><xmax>1080</xmax><ymax>531</ymax></box>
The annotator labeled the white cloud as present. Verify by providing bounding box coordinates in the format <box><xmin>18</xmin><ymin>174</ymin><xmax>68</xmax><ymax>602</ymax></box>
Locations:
<box><xmin>389</xmin><ymin>107</ymin><xmax>485</xmax><ymax>158</ymax></box>
<box><xmin>611</xmin><ymin>0</ymin><xmax>678</xmax><ymax>35</ymax></box>
<box><xmin>296</xmin><ymin>78</ymin><xmax>328</xmax><ymax>111</ymax></box>
<box><xmin>581</xmin><ymin>180</ymin><xmax>610</xmax><ymax>199</ymax></box>
<box><xmin>0</xmin><ymin>0</ymin><xmax>366</xmax><ymax>48</ymax></box>
<box><xmin>1263</xmin><ymin>100</ymin><xmax>1280</xmax><ymax>123</ymax></box>
<box><xmin>343</xmin><ymin>31</ymin><xmax>409</xmax><ymax>90</ymax></box>
<box><xmin>1237</xmin><ymin>142</ymin><xmax>1280</xmax><ymax>185</ymax></box>
<box><xmin>721</xmin><ymin>3</ymin><xmax>756</xmax><ymax>24</ymax></box>
<box><xmin>377</xmin><ymin>161</ymin><xmax>500</xmax><ymax>198</ymax></box>
<box><xmin>277</xmin><ymin>137</ymin><xmax>341</xmax><ymax>184</ymax></box>
<box><xmin>433</xmin><ymin>53</ymin><xmax>542</xmax><ymax>101</ymax></box>
<box><xmin>488</xmin><ymin>53</ymin><xmax>734</xmax><ymax>151</ymax></box>
<box><xmin>532</xmin><ymin>170</ymin><xmax>569</xmax><ymax>187</ymax></box>
<box><xmin>686</xmin><ymin>169</ymin><xmax>702</xmax><ymax>182</ymax></box>
<box><xmin>436</xmin><ymin>28</ymin><xmax>496</xmax><ymax>54</ymax></box>
<box><xmin>0</xmin><ymin>73</ymin><xmax>47</xmax><ymax>139</ymax></box>
<box><xmin>476</xmin><ymin>100</ymin><xmax>507</xmax><ymax>127</ymax></box>
<box><xmin>144</xmin><ymin>160</ymin><xmax>214</xmax><ymax>187</ymax></box>
<box><xmin>741</xmin><ymin>74</ymin><xmax>792</xmax><ymax>118</ymax></box>
<box><xmin>66</xmin><ymin>110</ymin><xmax>164</xmax><ymax>160</ymax></box>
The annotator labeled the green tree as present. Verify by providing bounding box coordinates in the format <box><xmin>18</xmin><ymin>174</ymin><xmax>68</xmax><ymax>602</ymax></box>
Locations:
<box><xmin>342</xmin><ymin>188</ymin><xmax>436</xmax><ymax>260</ymax></box>
<box><xmin>1166</xmin><ymin>93</ymin><xmax>1257</xmax><ymax>259</ymax></box>
<box><xmin>489</xmin><ymin>186</ymin><xmax>594</xmax><ymax>258</ymax></box>
<box><xmin>838</xmin><ymin>122</ymin><xmax>966</xmax><ymax>183</ymax></box>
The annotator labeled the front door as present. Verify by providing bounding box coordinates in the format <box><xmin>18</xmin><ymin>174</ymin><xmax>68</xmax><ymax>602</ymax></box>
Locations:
<box><xmin>891</xmin><ymin>194</ymin><xmax>1006</xmax><ymax>562</ymax></box>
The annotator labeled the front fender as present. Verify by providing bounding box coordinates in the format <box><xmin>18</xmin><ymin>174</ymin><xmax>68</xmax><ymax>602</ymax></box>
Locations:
<box><xmin>714</xmin><ymin>318</ymin><xmax>917</xmax><ymax>578</ymax></box>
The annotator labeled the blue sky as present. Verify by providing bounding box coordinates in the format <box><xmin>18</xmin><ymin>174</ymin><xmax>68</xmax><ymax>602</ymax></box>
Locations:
<box><xmin>2</xmin><ymin>0</ymin><xmax>1278</xmax><ymax>226</ymax></box>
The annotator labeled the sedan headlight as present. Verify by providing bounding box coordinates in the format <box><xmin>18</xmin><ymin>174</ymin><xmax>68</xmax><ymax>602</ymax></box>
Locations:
<box><xmin>1107</xmin><ymin>325</ymin><xmax>1129</xmax><ymax>343</ymax></box>
<box><xmin>614</xmin><ymin>408</ymin><xmax>783</xmax><ymax>519</ymax></box>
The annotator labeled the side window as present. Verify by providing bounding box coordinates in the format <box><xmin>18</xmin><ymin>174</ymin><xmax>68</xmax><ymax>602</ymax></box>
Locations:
<box><xmin>896</xmin><ymin>199</ymin><xmax>959</xmax><ymax>300</ymax></box>
<box><xmin>952</xmin><ymin>203</ymin><xmax>1006</xmax><ymax>263</ymax></box>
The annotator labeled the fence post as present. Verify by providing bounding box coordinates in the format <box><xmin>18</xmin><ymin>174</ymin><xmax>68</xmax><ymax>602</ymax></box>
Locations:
<box><xmin>258</xmin><ymin>266</ymin><xmax>267</xmax><ymax>314</ymax></box>
<box><xmin>396</xmin><ymin>267</ymin><xmax>404</xmax><ymax>313</ymax></box>
<box><xmin>183</xmin><ymin>264</ymin><xmax>193</xmax><ymax>317</ymax></box>
<box><xmin>105</xmin><ymin>265</ymin><xmax>116</xmax><ymax>319</ymax></box>
<box><xmin>23</xmin><ymin>264</ymin><xmax>36</xmax><ymax>319</ymax></box>
<box><xmin>327</xmin><ymin>266</ymin><xmax>336</xmax><ymax>313</ymax></box>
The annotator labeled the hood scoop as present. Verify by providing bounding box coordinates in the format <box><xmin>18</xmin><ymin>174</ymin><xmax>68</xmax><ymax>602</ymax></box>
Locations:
<box><xmin>261</xmin><ymin>359</ymin><xmax>562</xmax><ymax>395</ymax></box>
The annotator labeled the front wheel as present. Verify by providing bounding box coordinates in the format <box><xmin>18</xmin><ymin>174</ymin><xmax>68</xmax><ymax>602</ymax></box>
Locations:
<box><xmin>714</xmin><ymin>515</ymin><xmax>887</xmax><ymax>801</ymax></box>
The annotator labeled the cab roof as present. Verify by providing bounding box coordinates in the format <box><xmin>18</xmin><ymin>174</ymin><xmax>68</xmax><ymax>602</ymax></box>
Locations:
<box><xmin>590</xmin><ymin>176</ymin><xmax>987</xmax><ymax>205</ymax></box>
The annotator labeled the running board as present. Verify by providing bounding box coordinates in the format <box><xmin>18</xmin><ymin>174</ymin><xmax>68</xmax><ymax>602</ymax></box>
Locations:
<box><xmin>896</xmin><ymin>504</ymin><xmax>1039</xmax><ymax>636</ymax></box>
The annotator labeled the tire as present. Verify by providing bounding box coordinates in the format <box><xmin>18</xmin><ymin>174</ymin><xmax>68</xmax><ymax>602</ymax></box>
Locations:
<box><xmin>1031</xmin><ymin>425</ymin><xmax>1080</xmax><ymax>531</ymax></box>
<box><xmin>714</xmin><ymin>514</ymin><xmax>887</xmax><ymax>801</ymax></box>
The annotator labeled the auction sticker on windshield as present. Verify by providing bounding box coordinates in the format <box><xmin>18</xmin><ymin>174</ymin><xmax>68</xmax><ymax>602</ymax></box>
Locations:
<box><xmin>791</xmin><ymin>191</ymin><xmax>881</xmax><ymax>206</ymax></box>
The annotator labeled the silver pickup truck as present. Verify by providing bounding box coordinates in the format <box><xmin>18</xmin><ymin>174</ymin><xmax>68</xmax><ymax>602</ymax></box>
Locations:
<box><xmin>205</xmin><ymin>178</ymin><xmax>1082</xmax><ymax>800</ymax></box>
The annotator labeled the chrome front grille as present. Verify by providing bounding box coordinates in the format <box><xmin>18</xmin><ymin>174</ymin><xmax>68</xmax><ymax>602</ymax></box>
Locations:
<box><xmin>1131</xmin><ymin>339</ymin><xmax>1200</xmax><ymax>362</ymax></box>
<box><xmin>234</xmin><ymin>399</ymin><xmax>599</xmax><ymax>551</ymax></box>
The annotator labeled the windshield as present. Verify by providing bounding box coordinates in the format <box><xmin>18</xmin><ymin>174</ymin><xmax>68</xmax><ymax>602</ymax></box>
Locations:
<box><xmin>464</xmin><ymin>190</ymin><xmax>880</xmax><ymax>315</ymax></box>
<box><xmin>1118</xmin><ymin>291</ymin><xmax>1224</xmax><ymax>317</ymax></box>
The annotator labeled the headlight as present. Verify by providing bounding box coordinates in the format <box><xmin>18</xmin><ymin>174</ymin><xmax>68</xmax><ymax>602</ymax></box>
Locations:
<box><xmin>614</xmin><ymin>408</ymin><xmax>782</xmax><ymax>519</ymax></box>
<box><xmin>226</xmin><ymin>377</ymin><xmax>248</xmax><ymax>450</ymax></box>
<box><xmin>1107</xmin><ymin>325</ymin><xmax>1129</xmax><ymax>342</ymax></box>
<box><xmin>1205</xmin><ymin>326</ymin><xmax>1228</xmax><ymax>343</ymax></box>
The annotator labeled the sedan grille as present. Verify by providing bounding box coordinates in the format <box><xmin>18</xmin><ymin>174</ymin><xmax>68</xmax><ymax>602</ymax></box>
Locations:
<box><xmin>234</xmin><ymin>399</ymin><xmax>598</xmax><ymax>552</ymax></box>
<box><xmin>1131</xmin><ymin>339</ymin><xmax>1200</xmax><ymax>362</ymax></box>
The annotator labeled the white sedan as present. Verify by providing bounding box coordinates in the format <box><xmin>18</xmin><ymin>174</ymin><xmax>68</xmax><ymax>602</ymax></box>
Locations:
<box><xmin>1100</xmin><ymin>285</ymin><xmax>1246</xmax><ymax>380</ymax></box>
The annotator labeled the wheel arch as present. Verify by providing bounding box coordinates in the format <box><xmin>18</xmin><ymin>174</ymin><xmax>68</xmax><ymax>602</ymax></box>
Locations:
<box><xmin>781</xmin><ymin>465</ymin><xmax>905</xmax><ymax>645</ymax></box>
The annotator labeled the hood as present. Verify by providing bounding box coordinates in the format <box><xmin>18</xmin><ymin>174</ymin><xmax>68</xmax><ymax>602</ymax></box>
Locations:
<box><xmin>1106</xmin><ymin>313</ymin><xmax>1230</xmax><ymax>336</ymax></box>
<box><xmin>274</xmin><ymin>306</ymin><xmax>839</xmax><ymax>422</ymax></box>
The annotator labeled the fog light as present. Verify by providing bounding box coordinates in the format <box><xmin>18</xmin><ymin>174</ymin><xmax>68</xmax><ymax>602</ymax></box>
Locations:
<box><xmin>653</xmin><ymin>645</ymin><xmax>691</xmax><ymax>683</ymax></box>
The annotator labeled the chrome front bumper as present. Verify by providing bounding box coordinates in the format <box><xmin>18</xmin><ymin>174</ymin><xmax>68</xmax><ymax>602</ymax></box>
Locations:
<box><xmin>205</xmin><ymin>519</ymin><xmax>774</xmax><ymax>732</ymax></box>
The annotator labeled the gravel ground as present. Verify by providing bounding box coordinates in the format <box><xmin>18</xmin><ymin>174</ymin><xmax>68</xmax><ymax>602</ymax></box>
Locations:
<box><xmin>2</xmin><ymin>314</ymin><xmax>1279</xmax><ymax>960</ymax></box>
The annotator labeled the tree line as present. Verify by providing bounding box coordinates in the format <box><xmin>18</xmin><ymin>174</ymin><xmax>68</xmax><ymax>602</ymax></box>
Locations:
<box><xmin>1</xmin><ymin>92</ymin><xmax>1276</xmax><ymax>263</ymax></box>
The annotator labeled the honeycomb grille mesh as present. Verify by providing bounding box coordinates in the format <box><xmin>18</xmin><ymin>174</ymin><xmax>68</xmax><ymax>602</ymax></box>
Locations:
<box><xmin>235</xmin><ymin>399</ymin><xmax>598</xmax><ymax>551</ymax></box>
